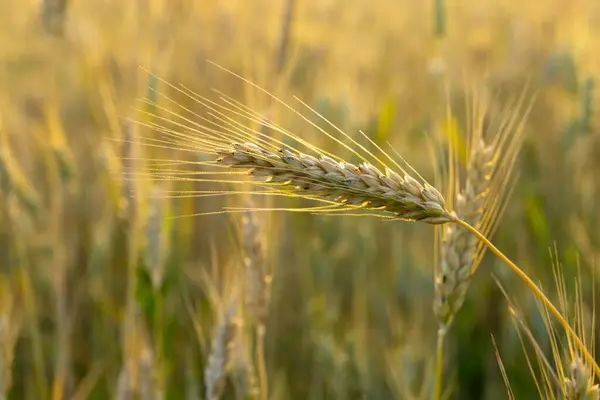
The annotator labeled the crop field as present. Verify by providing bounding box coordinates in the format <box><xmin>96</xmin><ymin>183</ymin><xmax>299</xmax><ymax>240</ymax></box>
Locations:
<box><xmin>0</xmin><ymin>1</ymin><xmax>599</xmax><ymax>399</ymax></box>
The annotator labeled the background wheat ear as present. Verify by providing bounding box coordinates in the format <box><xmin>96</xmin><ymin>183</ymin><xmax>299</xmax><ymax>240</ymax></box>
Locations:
<box><xmin>433</xmin><ymin>85</ymin><xmax>529</xmax><ymax>330</ymax></box>
<box><xmin>205</xmin><ymin>300</ymin><xmax>240</xmax><ymax>400</ymax></box>
<box><xmin>432</xmin><ymin>85</ymin><xmax>530</xmax><ymax>399</ymax></box>
<box><xmin>116</xmin><ymin>308</ymin><xmax>161</xmax><ymax>400</ymax></box>
<box><xmin>240</xmin><ymin>208</ymin><xmax>270</xmax><ymax>328</ymax></box>
<box><xmin>195</xmin><ymin>244</ymin><xmax>246</xmax><ymax>400</ymax></box>
<box><xmin>239</xmin><ymin>205</ymin><xmax>271</xmax><ymax>400</ymax></box>
<box><xmin>143</xmin><ymin>184</ymin><xmax>172</xmax><ymax>292</ymax></box>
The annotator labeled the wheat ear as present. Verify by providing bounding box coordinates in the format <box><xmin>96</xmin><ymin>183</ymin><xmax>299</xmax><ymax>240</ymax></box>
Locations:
<box><xmin>432</xmin><ymin>140</ymin><xmax>494</xmax><ymax>400</ymax></box>
<box><xmin>432</xmin><ymin>86</ymin><xmax>531</xmax><ymax>400</ymax></box>
<box><xmin>241</xmin><ymin>210</ymin><xmax>271</xmax><ymax>327</ymax></box>
<box><xmin>240</xmin><ymin>210</ymin><xmax>270</xmax><ymax>400</ymax></box>
<box><xmin>433</xmin><ymin>139</ymin><xmax>494</xmax><ymax>329</ymax></box>
<box><xmin>205</xmin><ymin>301</ymin><xmax>240</xmax><ymax>400</ymax></box>
<box><xmin>217</xmin><ymin>142</ymin><xmax>452</xmax><ymax>224</ymax></box>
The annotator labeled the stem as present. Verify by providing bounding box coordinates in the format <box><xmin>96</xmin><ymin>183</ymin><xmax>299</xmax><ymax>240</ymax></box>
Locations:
<box><xmin>256</xmin><ymin>324</ymin><xmax>268</xmax><ymax>400</ymax></box>
<box><xmin>433</xmin><ymin>328</ymin><xmax>446</xmax><ymax>400</ymax></box>
<box><xmin>454</xmin><ymin>218</ymin><xmax>600</xmax><ymax>380</ymax></box>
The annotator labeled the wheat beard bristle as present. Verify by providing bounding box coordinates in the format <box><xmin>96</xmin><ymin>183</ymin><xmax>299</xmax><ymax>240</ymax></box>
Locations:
<box><xmin>216</xmin><ymin>142</ymin><xmax>453</xmax><ymax>224</ymax></box>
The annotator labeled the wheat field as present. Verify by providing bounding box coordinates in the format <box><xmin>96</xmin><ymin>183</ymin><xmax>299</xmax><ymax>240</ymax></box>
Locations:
<box><xmin>1</xmin><ymin>0</ymin><xmax>599</xmax><ymax>399</ymax></box>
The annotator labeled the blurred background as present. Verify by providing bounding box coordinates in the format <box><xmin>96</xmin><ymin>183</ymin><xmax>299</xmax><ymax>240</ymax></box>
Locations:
<box><xmin>0</xmin><ymin>0</ymin><xmax>599</xmax><ymax>399</ymax></box>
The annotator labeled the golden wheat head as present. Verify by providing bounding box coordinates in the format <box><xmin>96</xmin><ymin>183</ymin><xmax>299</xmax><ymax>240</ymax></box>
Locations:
<box><xmin>122</xmin><ymin>62</ymin><xmax>454</xmax><ymax>224</ymax></box>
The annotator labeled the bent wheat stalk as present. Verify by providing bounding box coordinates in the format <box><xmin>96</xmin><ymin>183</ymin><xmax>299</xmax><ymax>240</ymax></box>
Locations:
<box><xmin>127</xmin><ymin>62</ymin><xmax>600</xmax><ymax>382</ymax></box>
<box><xmin>456</xmin><ymin>219</ymin><xmax>600</xmax><ymax>381</ymax></box>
